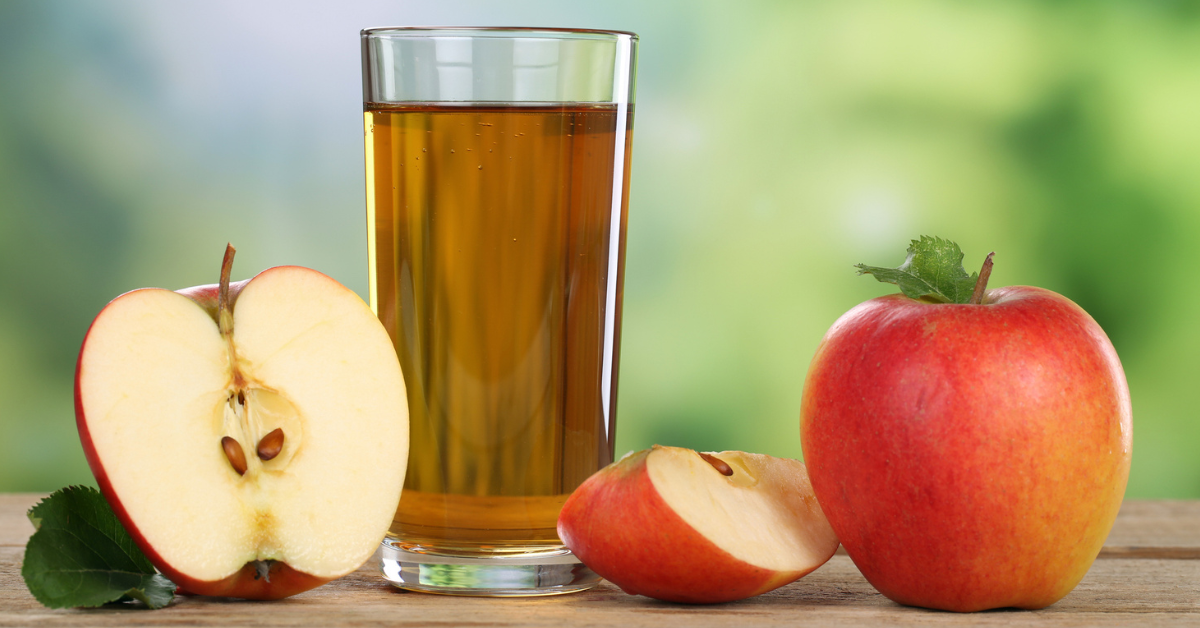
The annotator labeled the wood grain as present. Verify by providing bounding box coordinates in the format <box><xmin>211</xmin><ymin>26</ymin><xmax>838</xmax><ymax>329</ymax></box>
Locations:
<box><xmin>0</xmin><ymin>494</ymin><xmax>41</xmax><ymax>548</ymax></box>
<box><xmin>2</xmin><ymin>496</ymin><xmax>1198</xmax><ymax>627</ymax></box>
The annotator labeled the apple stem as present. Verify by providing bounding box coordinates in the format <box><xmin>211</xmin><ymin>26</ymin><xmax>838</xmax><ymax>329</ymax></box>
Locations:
<box><xmin>969</xmin><ymin>252</ymin><xmax>995</xmax><ymax>305</ymax></box>
<box><xmin>218</xmin><ymin>244</ymin><xmax>236</xmax><ymax>337</ymax></box>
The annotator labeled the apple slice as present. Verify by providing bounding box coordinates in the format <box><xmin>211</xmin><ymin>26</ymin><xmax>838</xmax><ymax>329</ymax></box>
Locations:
<box><xmin>75</xmin><ymin>245</ymin><xmax>409</xmax><ymax>600</ymax></box>
<box><xmin>557</xmin><ymin>445</ymin><xmax>838</xmax><ymax>604</ymax></box>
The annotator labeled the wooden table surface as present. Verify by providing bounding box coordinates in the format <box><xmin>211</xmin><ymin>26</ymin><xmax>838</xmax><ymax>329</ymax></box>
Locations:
<box><xmin>1</xmin><ymin>494</ymin><xmax>1197</xmax><ymax>627</ymax></box>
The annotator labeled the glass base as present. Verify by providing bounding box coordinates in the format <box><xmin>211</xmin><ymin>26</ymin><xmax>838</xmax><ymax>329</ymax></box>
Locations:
<box><xmin>380</xmin><ymin>538</ymin><xmax>601</xmax><ymax>596</ymax></box>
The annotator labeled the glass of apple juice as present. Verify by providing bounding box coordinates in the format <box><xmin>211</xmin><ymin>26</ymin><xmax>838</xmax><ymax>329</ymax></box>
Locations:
<box><xmin>361</xmin><ymin>27</ymin><xmax>637</xmax><ymax>596</ymax></box>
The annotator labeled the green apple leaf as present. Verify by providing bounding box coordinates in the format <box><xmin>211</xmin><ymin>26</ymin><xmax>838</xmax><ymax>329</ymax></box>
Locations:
<box><xmin>21</xmin><ymin>486</ymin><xmax>175</xmax><ymax>609</ymax></box>
<box><xmin>855</xmin><ymin>236</ymin><xmax>980</xmax><ymax>304</ymax></box>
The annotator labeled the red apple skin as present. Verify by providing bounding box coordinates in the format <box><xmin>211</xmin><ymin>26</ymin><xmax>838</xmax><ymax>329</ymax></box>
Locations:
<box><xmin>800</xmin><ymin>286</ymin><xmax>1132</xmax><ymax>612</ymax></box>
<box><xmin>175</xmin><ymin>278</ymin><xmax>250</xmax><ymax>321</ymax></box>
<box><xmin>557</xmin><ymin>448</ymin><xmax>809</xmax><ymax>604</ymax></box>
<box><xmin>74</xmin><ymin>282</ymin><xmax>331</xmax><ymax>601</ymax></box>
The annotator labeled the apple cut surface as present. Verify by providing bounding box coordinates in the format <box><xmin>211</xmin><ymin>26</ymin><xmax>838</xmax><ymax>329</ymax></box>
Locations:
<box><xmin>76</xmin><ymin>266</ymin><xmax>408</xmax><ymax>595</ymax></box>
<box><xmin>648</xmin><ymin>448</ymin><xmax>836</xmax><ymax>573</ymax></box>
<box><xmin>558</xmin><ymin>446</ymin><xmax>838</xmax><ymax>604</ymax></box>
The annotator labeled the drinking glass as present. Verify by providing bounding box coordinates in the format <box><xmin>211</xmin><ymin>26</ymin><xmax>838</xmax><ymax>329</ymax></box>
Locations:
<box><xmin>361</xmin><ymin>26</ymin><xmax>637</xmax><ymax>596</ymax></box>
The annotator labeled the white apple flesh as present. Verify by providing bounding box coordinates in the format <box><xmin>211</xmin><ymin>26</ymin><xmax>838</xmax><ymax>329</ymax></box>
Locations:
<box><xmin>75</xmin><ymin>246</ymin><xmax>409</xmax><ymax>599</ymax></box>
<box><xmin>557</xmin><ymin>446</ymin><xmax>839</xmax><ymax>604</ymax></box>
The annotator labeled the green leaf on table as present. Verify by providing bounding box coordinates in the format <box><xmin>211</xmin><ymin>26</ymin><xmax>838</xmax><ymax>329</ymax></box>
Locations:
<box><xmin>855</xmin><ymin>236</ymin><xmax>979</xmax><ymax>304</ymax></box>
<box><xmin>21</xmin><ymin>486</ymin><xmax>175</xmax><ymax>609</ymax></box>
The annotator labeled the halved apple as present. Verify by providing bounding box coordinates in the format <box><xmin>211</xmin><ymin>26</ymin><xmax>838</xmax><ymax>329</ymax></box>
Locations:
<box><xmin>557</xmin><ymin>445</ymin><xmax>838</xmax><ymax>604</ymax></box>
<box><xmin>75</xmin><ymin>245</ymin><xmax>408</xmax><ymax>599</ymax></box>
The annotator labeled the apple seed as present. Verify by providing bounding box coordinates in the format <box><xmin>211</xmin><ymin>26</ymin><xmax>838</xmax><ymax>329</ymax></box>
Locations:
<box><xmin>699</xmin><ymin>452</ymin><xmax>734</xmax><ymax>476</ymax></box>
<box><xmin>221</xmin><ymin>436</ymin><xmax>249</xmax><ymax>476</ymax></box>
<box><xmin>257</xmin><ymin>428</ymin><xmax>285</xmax><ymax>461</ymax></box>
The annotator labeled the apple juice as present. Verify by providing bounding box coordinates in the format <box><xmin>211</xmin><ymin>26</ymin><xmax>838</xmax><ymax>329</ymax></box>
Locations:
<box><xmin>364</xmin><ymin>103</ymin><xmax>632</xmax><ymax>553</ymax></box>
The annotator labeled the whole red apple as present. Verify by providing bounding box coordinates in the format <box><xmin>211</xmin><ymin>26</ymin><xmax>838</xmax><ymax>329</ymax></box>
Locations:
<box><xmin>558</xmin><ymin>446</ymin><xmax>839</xmax><ymax>604</ymax></box>
<box><xmin>800</xmin><ymin>237</ymin><xmax>1131</xmax><ymax>612</ymax></box>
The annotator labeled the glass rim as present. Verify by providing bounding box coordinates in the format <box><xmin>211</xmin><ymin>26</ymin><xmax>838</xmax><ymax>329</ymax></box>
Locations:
<box><xmin>361</xmin><ymin>26</ymin><xmax>638</xmax><ymax>41</ymax></box>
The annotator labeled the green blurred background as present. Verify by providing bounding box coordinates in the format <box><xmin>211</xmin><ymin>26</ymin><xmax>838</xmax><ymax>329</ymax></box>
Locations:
<box><xmin>1</xmin><ymin>0</ymin><xmax>1197</xmax><ymax>497</ymax></box>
